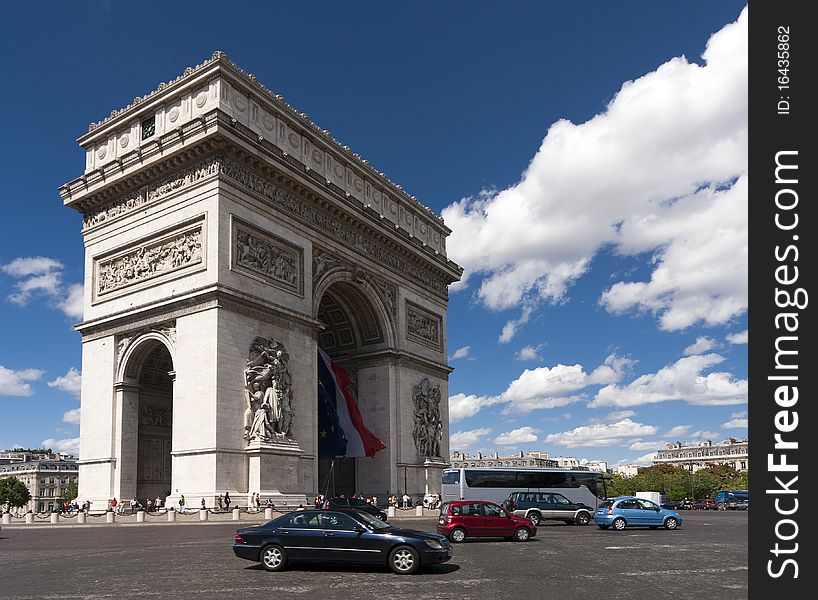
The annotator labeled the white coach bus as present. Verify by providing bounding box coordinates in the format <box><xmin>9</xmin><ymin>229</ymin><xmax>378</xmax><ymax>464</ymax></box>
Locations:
<box><xmin>441</xmin><ymin>467</ymin><xmax>608</xmax><ymax>508</ymax></box>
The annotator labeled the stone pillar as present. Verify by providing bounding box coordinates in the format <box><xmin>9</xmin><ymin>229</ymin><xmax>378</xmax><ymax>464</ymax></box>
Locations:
<box><xmin>415</xmin><ymin>505</ymin><xmax>423</xmax><ymax>517</ymax></box>
<box><xmin>50</xmin><ymin>513</ymin><xmax>59</xmax><ymax>524</ymax></box>
<box><xmin>113</xmin><ymin>382</ymin><xmax>140</xmax><ymax>503</ymax></box>
<box><xmin>106</xmin><ymin>511</ymin><xmax>115</xmax><ymax>524</ymax></box>
<box><xmin>1</xmin><ymin>513</ymin><xmax>10</xmax><ymax>525</ymax></box>
<box><xmin>77</xmin><ymin>512</ymin><xmax>86</xmax><ymax>524</ymax></box>
<box><xmin>168</xmin><ymin>508</ymin><xmax>176</xmax><ymax>522</ymax></box>
<box><xmin>25</xmin><ymin>513</ymin><xmax>34</xmax><ymax>524</ymax></box>
<box><xmin>199</xmin><ymin>509</ymin><xmax>208</xmax><ymax>521</ymax></box>
<box><xmin>136</xmin><ymin>511</ymin><xmax>145</xmax><ymax>523</ymax></box>
<box><xmin>388</xmin><ymin>506</ymin><xmax>396</xmax><ymax>518</ymax></box>
<box><xmin>264</xmin><ymin>508</ymin><xmax>273</xmax><ymax>519</ymax></box>
<box><xmin>232</xmin><ymin>508</ymin><xmax>240</xmax><ymax>521</ymax></box>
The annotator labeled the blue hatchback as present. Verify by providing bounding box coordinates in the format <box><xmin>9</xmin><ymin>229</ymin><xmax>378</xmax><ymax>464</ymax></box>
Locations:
<box><xmin>594</xmin><ymin>497</ymin><xmax>683</xmax><ymax>531</ymax></box>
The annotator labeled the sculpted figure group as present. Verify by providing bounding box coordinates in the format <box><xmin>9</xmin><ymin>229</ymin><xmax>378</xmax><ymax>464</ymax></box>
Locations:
<box><xmin>412</xmin><ymin>378</ymin><xmax>443</xmax><ymax>458</ymax></box>
<box><xmin>243</xmin><ymin>337</ymin><xmax>294</xmax><ymax>443</ymax></box>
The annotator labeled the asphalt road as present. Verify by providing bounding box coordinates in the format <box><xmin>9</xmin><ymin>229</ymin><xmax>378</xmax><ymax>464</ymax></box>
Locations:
<box><xmin>0</xmin><ymin>510</ymin><xmax>747</xmax><ymax>599</ymax></box>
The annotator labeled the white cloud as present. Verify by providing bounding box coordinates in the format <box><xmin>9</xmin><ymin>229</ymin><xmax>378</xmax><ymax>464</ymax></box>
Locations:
<box><xmin>606</xmin><ymin>410</ymin><xmax>636</xmax><ymax>421</ymax></box>
<box><xmin>1</xmin><ymin>256</ymin><xmax>83</xmax><ymax>319</ymax></box>
<box><xmin>721</xmin><ymin>418</ymin><xmax>748</xmax><ymax>429</ymax></box>
<box><xmin>726</xmin><ymin>330</ymin><xmax>748</xmax><ymax>344</ymax></box>
<box><xmin>730</xmin><ymin>410</ymin><xmax>747</xmax><ymax>418</ymax></box>
<box><xmin>60</xmin><ymin>283</ymin><xmax>84</xmax><ymax>320</ymax></box>
<box><xmin>629</xmin><ymin>440</ymin><xmax>668</xmax><ymax>451</ymax></box>
<box><xmin>633</xmin><ymin>452</ymin><xmax>658</xmax><ymax>466</ymax></box>
<box><xmin>450</xmin><ymin>428</ymin><xmax>492</xmax><ymax>450</ymax></box>
<box><xmin>448</xmin><ymin>346</ymin><xmax>471</xmax><ymax>361</ymax></box>
<box><xmin>515</xmin><ymin>344</ymin><xmax>544</xmax><ymax>361</ymax></box>
<box><xmin>665</xmin><ymin>425</ymin><xmax>692</xmax><ymax>438</ymax></box>
<box><xmin>689</xmin><ymin>430</ymin><xmax>721</xmax><ymax>441</ymax></box>
<box><xmin>48</xmin><ymin>368</ymin><xmax>82</xmax><ymax>397</ymax></box>
<box><xmin>494</xmin><ymin>427</ymin><xmax>539</xmax><ymax>446</ymax></box>
<box><xmin>451</xmin><ymin>353</ymin><xmax>631</xmax><ymax>421</ymax></box>
<box><xmin>590</xmin><ymin>353</ymin><xmax>747</xmax><ymax>408</ymax></box>
<box><xmin>683</xmin><ymin>336</ymin><xmax>717</xmax><ymax>356</ymax></box>
<box><xmin>41</xmin><ymin>437</ymin><xmax>80</xmax><ymax>455</ymax></box>
<box><xmin>0</xmin><ymin>366</ymin><xmax>45</xmax><ymax>397</ymax></box>
<box><xmin>62</xmin><ymin>408</ymin><xmax>81</xmax><ymax>425</ymax></box>
<box><xmin>444</xmin><ymin>9</ymin><xmax>748</xmax><ymax>335</ymax></box>
<box><xmin>544</xmin><ymin>418</ymin><xmax>658</xmax><ymax>448</ymax></box>
<box><xmin>498</xmin><ymin>305</ymin><xmax>533</xmax><ymax>344</ymax></box>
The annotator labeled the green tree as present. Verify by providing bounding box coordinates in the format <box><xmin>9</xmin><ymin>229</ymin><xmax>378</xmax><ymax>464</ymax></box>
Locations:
<box><xmin>0</xmin><ymin>477</ymin><xmax>32</xmax><ymax>512</ymax></box>
<box><xmin>60</xmin><ymin>480</ymin><xmax>79</xmax><ymax>505</ymax></box>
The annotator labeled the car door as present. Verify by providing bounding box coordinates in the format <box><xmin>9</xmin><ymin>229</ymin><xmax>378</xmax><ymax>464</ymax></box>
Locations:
<box><xmin>617</xmin><ymin>499</ymin><xmax>643</xmax><ymax>525</ymax></box>
<box><xmin>540</xmin><ymin>493</ymin><xmax>558</xmax><ymax>520</ymax></box>
<box><xmin>314</xmin><ymin>511</ymin><xmax>381</xmax><ymax>563</ymax></box>
<box><xmin>276</xmin><ymin>511</ymin><xmax>330</xmax><ymax>560</ymax></box>
<box><xmin>550</xmin><ymin>493</ymin><xmax>575</xmax><ymax>520</ymax></box>
<box><xmin>637</xmin><ymin>499</ymin><xmax>662</xmax><ymax>525</ymax></box>
<box><xmin>482</xmin><ymin>502</ymin><xmax>512</xmax><ymax>536</ymax></box>
<box><xmin>459</xmin><ymin>502</ymin><xmax>487</xmax><ymax>536</ymax></box>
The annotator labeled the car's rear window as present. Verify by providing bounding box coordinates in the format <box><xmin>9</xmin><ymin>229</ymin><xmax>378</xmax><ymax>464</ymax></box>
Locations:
<box><xmin>597</xmin><ymin>500</ymin><xmax>613</xmax><ymax>509</ymax></box>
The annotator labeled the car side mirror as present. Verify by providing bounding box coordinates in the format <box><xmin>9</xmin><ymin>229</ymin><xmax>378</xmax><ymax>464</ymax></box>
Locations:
<box><xmin>655</xmin><ymin>507</ymin><xmax>661</xmax><ymax>512</ymax></box>
<box><xmin>353</xmin><ymin>525</ymin><xmax>367</xmax><ymax>533</ymax></box>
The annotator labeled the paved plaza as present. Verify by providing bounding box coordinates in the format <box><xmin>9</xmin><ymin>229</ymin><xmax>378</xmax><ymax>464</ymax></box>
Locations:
<box><xmin>0</xmin><ymin>511</ymin><xmax>747</xmax><ymax>599</ymax></box>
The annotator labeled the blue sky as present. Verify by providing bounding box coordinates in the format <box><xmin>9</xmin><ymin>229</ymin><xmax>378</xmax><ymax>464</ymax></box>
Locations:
<box><xmin>0</xmin><ymin>1</ymin><xmax>747</xmax><ymax>467</ymax></box>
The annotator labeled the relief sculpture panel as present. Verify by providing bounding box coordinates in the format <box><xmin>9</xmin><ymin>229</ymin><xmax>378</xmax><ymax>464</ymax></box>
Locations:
<box><xmin>231</xmin><ymin>217</ymin><xmax>303</xmax><ymax>296</ymax></box>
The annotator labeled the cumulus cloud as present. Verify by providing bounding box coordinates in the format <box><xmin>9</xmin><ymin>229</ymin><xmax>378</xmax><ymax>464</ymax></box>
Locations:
<box><xmin>450</xmin><ymin>353</ymin><xmax>632</xmax><ymax>421</ymax></box>
<box><xmin>721</xmin><ymin>418</ymin><xmax>748</xmax><ymax>429</ymax></box>
<box><xmin>633</xmin><ymin>452</ymin><xmax>658</xmax><ymax>466</ymax></box>
<box><xmin>665</xmin><ymin>425</ymin><xmax>693</xmax><ymax>438</ymax></box>
<box><xmin>62</xmin><ymin>408</ymin><xmax>81</xmax><ymax>425</ymax></box>
<box><xmin>726</xmin><ymin>330</ymin><xmax>748</xmax><ymax>344</ymax></box>
<box><xmin>690</xmin><ymin>430</ymin><xmax>721</xmax><ymax>441</ymax></box>
<box><xmin>683</xmin><ymin>336</ymin><xmax>717</xmax><ymax>356</ymax></box>
<box><xmin>0</xmin><ymin>256</ymin><xmax>83</xmax><ymax>319</ymax></box>
<box><xmin>48</xmin><ymin>368</ymin><xmax>82</xmax><ymax>397</ymax></box>
<box><xmin>448</xmin><ymin>346</ymin><xmax>471</xmax><ymax>361</ymax></box>
<box><xmin>42</xmin><ymin>437</ymin><xmax>80</xmax><ymax>455</ymax></box>
<box><xmin>498</xmin><ymin>305</ymin><xmax>533</xmax><ymax>344</ymax></box>
<box><xmin>515</xmin><ymin>344</ymin><xmax>544</xmax><ymax>361</ymax></box>
<box><xmin>590</xmin><ymin>353</ymin><xmax>747</xmax><ymax>408</ymax></box>
<box><xmin>494</xmin><ymin>427</ymin><xmax>539</xmax><ymax>446</ymax></box>
<box><xmin>629</xmin><ymin>440</ymin><xmax>668</xmax><ymax>451</ymax></box>
<box><xmin>443</xmin><ymin>9</ymin><xmax>747</xmax><ymax>334</ymax></box>
<box><xmin>450</xmin><ymin>427</ymin><xmax>492</xmax><ymax>450</ymax></box>
<box><xmin>0</xmin><ymin>365</ymin><xmax>45</xmax><ymax>397</ymax></box>
<box><xmin>545</xmin><ymin>418</ymin><xmax>658</xmax><ymax>448</ymax></box>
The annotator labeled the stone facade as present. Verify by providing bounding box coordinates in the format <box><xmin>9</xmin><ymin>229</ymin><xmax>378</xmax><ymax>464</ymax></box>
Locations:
<box><xmin>0</xmin><ymin>456</ymin><xmax>78</xmax><ymax>514</ymax></box>
<box><xmin>61</xmin><ymin>53</ymin><xmax>461</xmax><ymax>510</ymax></box>
<box><xmin>653</xmin><ymin>438</ymin><xmax>748</xmax><ymax>472</ymax></box>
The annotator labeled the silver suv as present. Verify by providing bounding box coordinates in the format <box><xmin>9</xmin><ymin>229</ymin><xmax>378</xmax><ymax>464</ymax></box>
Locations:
<box><xmin>503</xmin><ymin>491</ymin><xmax>593</xmax><ymax>526</ymax></box>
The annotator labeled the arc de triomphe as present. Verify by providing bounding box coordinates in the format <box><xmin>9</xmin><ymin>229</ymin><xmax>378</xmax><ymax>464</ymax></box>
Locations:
<box><xmin>60</xmin><ymin>52</ymin><xmax>462</xmax><ymax>509</ymax></box>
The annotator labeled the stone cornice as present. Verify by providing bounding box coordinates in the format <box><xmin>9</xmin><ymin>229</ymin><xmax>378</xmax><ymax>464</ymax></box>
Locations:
<box><xmin>71</xmin><ymin>51</ymin><xmax>451</xmax><ymax>238</ymax></box>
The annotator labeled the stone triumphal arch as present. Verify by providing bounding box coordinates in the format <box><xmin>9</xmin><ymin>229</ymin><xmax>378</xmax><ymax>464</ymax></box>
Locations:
<box><xmin>61</xmin><ymin>52</ymin><xmax>462</xmax><ymax>509</ymax></box>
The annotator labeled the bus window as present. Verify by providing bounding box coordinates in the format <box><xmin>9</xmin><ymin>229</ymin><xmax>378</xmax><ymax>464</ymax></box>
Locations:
<box><xmin>442</xmin><ymin>470</ymin><xmax>460</xmax><ymax>485</ymax></box>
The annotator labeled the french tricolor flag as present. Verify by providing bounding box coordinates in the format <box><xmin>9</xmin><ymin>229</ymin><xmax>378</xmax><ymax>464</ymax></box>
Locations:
<box><xmin>317</xmin><ymin>348</ymin><xmax>386</xmax><ymax>458</ymax></box>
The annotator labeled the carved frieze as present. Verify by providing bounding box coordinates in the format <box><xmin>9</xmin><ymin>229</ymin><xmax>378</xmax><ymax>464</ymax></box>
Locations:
<box><xmin>412</xmin><ymin>378</ymin><xmax>443</xmax><ymax>458</ymax></box>
<box><xmin>406</xmin><ymin>301</ymin><xmax>442</xmax><ymax>350</ymax></box>
<box><xmin>140</xmin><ymin>404</ymin><xmax>172</xmax><ymax>428</ymax></box>
<box><xmin>83</xmin><ymin>156</ymin><xmax>220</xmax><ymax>229</ymax></box>
<box><xmin>231</xmin><ymin>217</ymin><xmax>304</xmax><ymax>296</ymax></box>
<box><xmin>94</xmin><ymin>216</ymin><xmax>205</xmax><ymax>301</ymax></box>
<box><xmin>218</xmin><ymin>159</ymin><xmax>449</xmax><ymax>299</ymax></box>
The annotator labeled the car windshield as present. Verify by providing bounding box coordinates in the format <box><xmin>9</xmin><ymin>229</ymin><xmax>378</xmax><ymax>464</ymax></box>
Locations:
<box><xmin>351</xmin><ymin>510</ymin><xmax>391</xmax><ymax>530</ymax></box>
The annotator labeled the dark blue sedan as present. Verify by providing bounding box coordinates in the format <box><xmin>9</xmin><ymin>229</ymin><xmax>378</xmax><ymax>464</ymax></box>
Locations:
<box><xmin>233</xmin><ymin>509</ymin><xmax>452</xmax><ymax>574</ymax></box>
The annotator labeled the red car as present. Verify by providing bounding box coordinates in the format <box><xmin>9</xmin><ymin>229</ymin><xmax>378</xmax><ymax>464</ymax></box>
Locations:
<box><xmin>437</xmin><ymin>500</ymin><xmax>536</xmax><ymax>543</ymax></box>
<box><xmin>692</xmin><ymin>499</ymin><xmax>717</xmax><ymax>510</ymax></box>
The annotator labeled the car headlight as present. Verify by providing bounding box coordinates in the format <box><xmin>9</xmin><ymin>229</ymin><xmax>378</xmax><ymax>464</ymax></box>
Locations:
<box><xmin>424</xmin><ymin>539</ymin><xmax>443</xmax><ymax>549</ymax></box>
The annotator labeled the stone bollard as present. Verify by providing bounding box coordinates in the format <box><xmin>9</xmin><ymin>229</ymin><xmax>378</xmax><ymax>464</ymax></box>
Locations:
<box><xmin>50</xmin><ymin>513</ymin><xmax>59</xmax><ymax>524</ymax></box>
<box><xmin>232</xmin><ymin>508</ymin><xmax>240</xmax><ymax>521</ymax></box>
<box><xmin>168</xmin><ymin>508</ymin><xmax>176</xmax><ymax>522</ymax></box>
<box><xmin>264</xmin><ymin>508</ymin><xmax>273</xmax><ymax>520</ymax></box>
<box><xmin>415</xmin><ymin>505</ymin><xmax>423</xmax><ymax>517</ymax></box>
<box><xmin>387</xmin><ymin>506</ymin><xmax>396</xmax><ymax>518</ymax></box>
<box><xmin>136</xmin><ymin>511</ymin><xmax>145</xmax><ymax>523</ymax></box>
<box><xmin>2</xmin><ymin>513</ymin><xmax>10</xmax><ymax>525</ymax></box>
<box><xmin>106</xmin><ymin>511</ymin><xmax>115</xmax><ymax>524</ymax></box>
<box><xmin>199</xmin><ymin>509</ymin><xmax>208</xmax><ymax>521</ymax></box>
<box><xmin>77</xmin><ymin>512</ymin><xmax>86</xmax><ymax>524</ymax></box>
<box><xmin>25</xmin><ymin>513</ymin><xmax>34</xmax><ymax>524</ymax></box>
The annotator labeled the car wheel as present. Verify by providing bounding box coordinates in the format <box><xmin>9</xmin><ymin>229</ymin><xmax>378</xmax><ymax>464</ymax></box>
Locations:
<box><xmin>260</xmin><ymin>544</ymin><xmax>287</xmax><ymax>572</ymax></box>
<box><xmin>389</xmin><ymin>545</ymin><xmax>420</xmax><ymax>574</ymax></box>
<box><xmin>513</xmin><ymin>527</ymin><xmax>531</xmax><ymax>542</ymax></box>
<box><xmin>612</xmin><ymin>517</ymin><xmax>627</xmax><ymax>531</ymax></box>
<box><xmin>527</xmin><ymin>512</ymin><xmax>541</xmax><ymax>526</ymax></box>
<box><xmin>449</xmin><ymin>527</ymin><xmax>467</xmax><ymax>543</ymax></box>
<box><xmin>575</xmin><ymin>512</ymin><xmax>591</xmax><ymax>526</ymax></box>
<box><xmin>664</xmin><ymin>517</ymin><xmax>679</xmax><ymax>530</ymax></box>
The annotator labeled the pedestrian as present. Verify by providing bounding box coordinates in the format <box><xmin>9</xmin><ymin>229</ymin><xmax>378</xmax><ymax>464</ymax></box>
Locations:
<box><xmin>147</xmin><ymin>499</ymin><xmax>153</xmax><ymax>512</ymax></box>
<box><xmin>402</xmin><ymin>493</ymin><xmax>410</xmax><ymax>509</ymax></box>
<box><xmin>254</xmin><ymin>493</ymin><xmax>260</xmax><ymax>509</ymax></box>
<box><xmin>155</xmin><ymin>495</ymin><xmax>162</xmax><ymax>510</ymax></box>
<box><xmin>201</xmin><ymin>497</ymin><xmax>206</xmax><ymax>510</ymax></box>
<box><xmin>179</xmin><ymin>495</ymin><xmax>186</xmax><ymax>513</ymax></box>
<box><xmin>110</xmin><ymin>497</ymin><xmax>118</xmax><ymax>512</ymax></box>
<box><xmin>372</xmin><ymin>495</ymin><xmax>378</xmax><ymax>507</ymax></box>
<box><xmin>217</xmin><ymin>495</ymin><xmax>224</xmax><ymax>511</ymax></box>
<box><xmin>224</xmin><ymin>492</ymin><xmax>231</xmax><ymax>510</ymax></box>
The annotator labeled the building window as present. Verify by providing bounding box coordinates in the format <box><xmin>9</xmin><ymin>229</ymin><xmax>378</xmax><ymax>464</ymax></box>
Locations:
<box><xmin>142</xmin><ymin>115</ymin><xmax>156</xmax><ymax>140</ymax></box>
